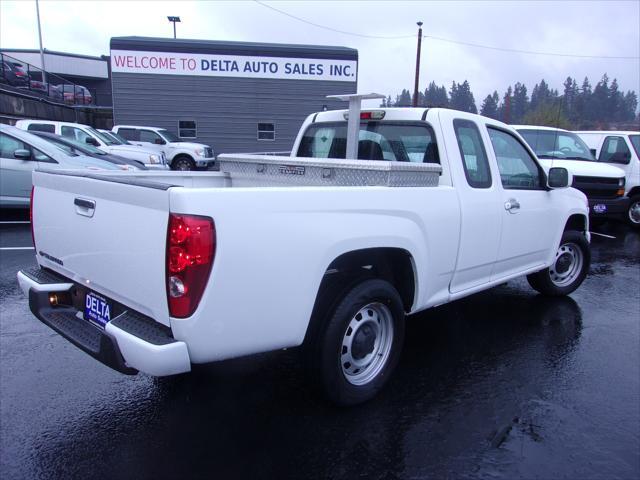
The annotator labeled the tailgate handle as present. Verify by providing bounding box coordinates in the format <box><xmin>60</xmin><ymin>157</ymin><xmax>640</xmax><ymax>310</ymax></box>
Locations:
<box><xmin>74</xmin><ymin>197</ymin><xmax>96</xmax><ymax>217</ymax></box>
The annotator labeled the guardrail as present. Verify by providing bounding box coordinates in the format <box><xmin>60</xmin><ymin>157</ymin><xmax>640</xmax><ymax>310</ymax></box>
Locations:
<box><xmin>0</xmin><ymin>52</ymin><xmax>95</xmax><ymax>106</ymax></box>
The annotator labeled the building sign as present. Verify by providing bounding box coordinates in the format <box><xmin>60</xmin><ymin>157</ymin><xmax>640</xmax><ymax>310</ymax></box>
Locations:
<box><xmin>110</xmin><ymin>50</ymin><xmax>357</xmax><ymax>82</ymax></box>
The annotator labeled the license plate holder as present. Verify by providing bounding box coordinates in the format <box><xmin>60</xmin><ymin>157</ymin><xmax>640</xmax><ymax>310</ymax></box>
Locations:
<box><xmin>592</xmin><ymin>204</ymin><xmax>607</xmax><ymax>214</ymax></box>
<box><xmin>84</xmin><ymin>291</ymin><xmax>112</xmax><ymax>329</ymax></box>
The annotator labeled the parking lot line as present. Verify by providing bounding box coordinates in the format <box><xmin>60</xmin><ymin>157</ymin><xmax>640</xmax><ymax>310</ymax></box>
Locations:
<box><xmin>0</xmin><ymin>247</ymin><xmax>35</xmax><ymax>250</ymax></box>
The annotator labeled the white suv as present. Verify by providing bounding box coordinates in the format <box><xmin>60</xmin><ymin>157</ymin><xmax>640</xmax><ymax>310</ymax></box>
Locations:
<box><xmin>112</xmin><ymin>125</ymin><xmax>215</xmax><ymax>170</ymax></box>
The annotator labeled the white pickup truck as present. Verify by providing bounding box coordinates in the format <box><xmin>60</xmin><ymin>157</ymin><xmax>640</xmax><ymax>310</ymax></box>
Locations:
<box><xmin>18</xmin><ymin>103</ymin><xmax>590</xmax><ymax>405</ymax></box>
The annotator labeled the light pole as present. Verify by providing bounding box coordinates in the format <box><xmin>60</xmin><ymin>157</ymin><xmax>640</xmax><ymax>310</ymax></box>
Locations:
<box><xmin>168</xmin><ymin>16</ymin><xmax>181</xmax><ymax>39</ymax></box>
<box><xmin>35</xmin><ymin>0</ymin><xmax>47</xmax><ymax>85</ymax></box>
<box><xmin>412</xmin><ymin>21</ymin><xmax>423</xmax><ymax>107</ymax></box>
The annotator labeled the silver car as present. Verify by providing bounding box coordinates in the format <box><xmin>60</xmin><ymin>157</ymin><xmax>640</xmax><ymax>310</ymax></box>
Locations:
<box><xmin>0</xmin><ymin>124</ymin><xmax>122</xmax><ymax>208</ymax></box>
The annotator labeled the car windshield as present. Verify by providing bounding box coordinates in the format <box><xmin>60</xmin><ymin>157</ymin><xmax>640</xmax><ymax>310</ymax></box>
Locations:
<box><xmin>158</xmin><ymin>129</ymin><xmax>180</xmax><ymax>143</ymax></box>
<box><xmin>59</xmin><ymin>136</ymin><xmax>106</xmax><ymax>154</ymax></box>
<box><xmin>630</xmin><ymin>135</ymin><xmax>639</xmax><ymax>156</ymax></box>
<box><xmin>88</xmin><ymin>127</ymin><xmax>116</xmax><ymax>145</ymax></box>
<box><xmin>518</xmin><ymin>129</ymin><xmax>595</xmax><ymax>161</ymax></box>
<box><xmin>102</xmin><ymin>131</ymin><xmax>127</xmax><ymax>145</ymax></box>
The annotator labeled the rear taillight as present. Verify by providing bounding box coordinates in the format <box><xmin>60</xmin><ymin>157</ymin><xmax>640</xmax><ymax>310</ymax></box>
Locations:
<box><xmin>30</xmin><ymin>187</ymin><xmax>35</xmax><ymax>249</ymax></box>
<box><xmin>166</xmin><ymin>214</ymin><xmax>215</xmax><ymax>318</ymax></box>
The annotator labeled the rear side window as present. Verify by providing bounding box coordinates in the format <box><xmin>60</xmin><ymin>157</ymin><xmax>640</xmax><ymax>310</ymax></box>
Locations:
<box><xmin>118</xmin><ymin>128</ymin><xmax>140</xmax><ymax>141</ymax></box>
<box><xmin>296</xmin><ymin>122</ymin><xmax>439</xmax><ymax>163</ymax></box>
<box><xmin>599</xmin><ymin>136</ymin><xmax>632</xmax><ymax>165</ymax></box>
<box><xmin>27</xmin><ymin>123</ymin><xmax>55</xmax><ymax>133</ymax></box>
<box><xmin>453</xmin><ymin>119</ymin><xmax>491</xmax><ymax>188</ymax></box>
<box><xmin>61</xmin><ymin>126</ymin><xmax>92</xmax><ymax>143</ymax></box>
<box><xmin>488</xmin><ymin>127</ymin><xmax>543</xmax><ymax>189</ymax></box>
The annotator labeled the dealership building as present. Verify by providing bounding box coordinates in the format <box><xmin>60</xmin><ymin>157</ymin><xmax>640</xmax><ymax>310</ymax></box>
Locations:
<box><xmin>110</xmin><ymin>36</ymin><xmax>358</xmax><ymax>155</ymax></box>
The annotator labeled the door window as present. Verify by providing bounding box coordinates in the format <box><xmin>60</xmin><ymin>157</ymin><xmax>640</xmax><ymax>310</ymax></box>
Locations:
<box><xmin>0</xmin><ymin>133</ymin><xmax>28</xmax><ymax>159</ymax></box>
<box><xmin>139</xmin><ymin>130</ymin><xmax>162</xmax><ymax>143</ymax></box>
<box><xmin>61</xmin><ymin>126</ymin><xmax>92</xmax><ymax>143</ymax></box>
<box><xmin>488</xmin><ymin>127</ymin><xmax>543</xmax><ymax>189</ymax></box>
<box><xmin>599</xmin><ymin>136</ymin><xmax>632</xmax><ymax>165</ymax></box>
<box><xmin>453</xmin><ymin>119</ymin><xmax>491</xmax><ymax>188</ymax></box>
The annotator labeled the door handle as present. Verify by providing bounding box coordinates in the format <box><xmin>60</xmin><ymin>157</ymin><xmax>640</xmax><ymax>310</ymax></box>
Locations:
<box><xmin>504</xmin><ymin>199</ymin><xmax>520</xmax><ymax>212</ymax></box>
<box><xmin>74</xmin><ymin>197</ymin><xmax>95</xmax><ymax>217</ymax></box>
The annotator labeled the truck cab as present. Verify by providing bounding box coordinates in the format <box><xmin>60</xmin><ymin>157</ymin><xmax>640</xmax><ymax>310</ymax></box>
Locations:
<box><xmin>575</xmin><ymin>131</ymin><xmax>640</xmax><ymax>228</ymax></box>
<box><xmin>514</xmin><ymin>125</ymin><xmax>627</xmax><ymax>223</ymax></box>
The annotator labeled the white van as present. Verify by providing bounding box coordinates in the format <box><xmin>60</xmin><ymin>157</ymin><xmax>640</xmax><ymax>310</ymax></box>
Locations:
<box><xmin>575</xmin><ymin>131</ymin><xmax>640</xmax><ymax>228</ymax></box>
<box><xmin>112</xmin><ymin>125</ymin><xmax>215</xmax><ymax>170</ymax></box>
<box><xmin>14</xmin><ymin>120</ymin><xmax>168</xmax><ymax>170</ymax></box>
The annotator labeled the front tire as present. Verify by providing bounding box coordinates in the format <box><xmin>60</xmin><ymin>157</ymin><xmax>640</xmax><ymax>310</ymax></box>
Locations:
<box><xmin>172</xmin><ymin>156</ymin><xmax>195</xmax><ymax>171</ymax></box>
<box><xmin>627</xmin><ymin>195</ymin><xmax>640</xmax><ymax>229</ymax></box>
<box><xmin>314</xmin><ymin>279</ymin><xmax>405</xmax><ymax>406</ymax></box>
<box><xmin>527</xmin><ymin>230</ymin><xmax>590</xmax><ymax>296</ymax></box>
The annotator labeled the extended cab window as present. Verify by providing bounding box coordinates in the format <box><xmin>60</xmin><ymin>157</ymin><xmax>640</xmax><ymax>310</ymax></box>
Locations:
<box><xmin>118</xmin><ymin>128</ymin><xmax>140</xmax><ymax>141</ymax></box>
<box><xmin>453</xmin><ymin>119</ymin><xmax>491</xmax><ymax>188</ymax></box>
<box><xmin>297</xmin><ymin>122</ymin><xmax>439</xmax><ymax>163</ymax></box>
<box><xmin>27</xmin><ymin>124</ymin><xmax>55</xmax><ymax>133</ymax></box>
<box><xmin>488</xmin><ymin>127</ymin><xmax>543</xmax><ymax>189</ymax></box>
<box><xmin>599</xmin><ymin>136</ymin><xmax>632</xmax><ymax>165</ymax></box>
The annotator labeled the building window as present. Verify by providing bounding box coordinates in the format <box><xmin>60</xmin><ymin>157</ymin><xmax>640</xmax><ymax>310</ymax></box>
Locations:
<box><xmin>178</xmin><ymin>120</ymin><xmax>197</xmax><ymax>138</ymax></box>
<box><xmin>257</xmin><ymin>122</ymin><xmax>275</xmax><ymax>141</ymax></box>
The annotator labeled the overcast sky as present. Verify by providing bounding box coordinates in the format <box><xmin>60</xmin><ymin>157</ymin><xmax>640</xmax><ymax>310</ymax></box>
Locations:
<box><xmin>1</xmin><ymin>0</ymin><xmax>638</xmax><ymax>108</ymax></box>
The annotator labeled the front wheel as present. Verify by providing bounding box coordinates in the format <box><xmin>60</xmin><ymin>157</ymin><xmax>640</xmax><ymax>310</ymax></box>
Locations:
<box><xmin>527</xmin><ymin>230</ymin><xmax>590</xmax><ymax>296</ymax></box>
<box><xmin>315</xmin><ymin>279</ymin><xmax>405</xmax><ymax>406</ymax></box>
<box><xmin>172</xmin><ymin>156</ymin><xmax>195</xmax><ymax>171</ymax></box>
<box><xmin>627</xmin><ymin>195</ymin><xmax>640</xmax><ymax>229</ymax></box>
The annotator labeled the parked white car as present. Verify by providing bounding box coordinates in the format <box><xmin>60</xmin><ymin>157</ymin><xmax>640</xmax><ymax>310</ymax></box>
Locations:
<box><xmin>15</xmin><ymin>120</ymin><xmax>168</xmax><ymax>170</ymax></box>
<box><xmin>575</xmin><ymin>130</ymin><xmax>640</xmax><ymax>228</ymax></box>
<box><xmin>514</xmin><ymin>126</ymin><xmax>627</xmax><ymax>222</ymax></box>
<box><xmin>112</xmin><ymin>125</ymin><xmax>215</xmax><ymax>170</ymax></box>
<box><xmin>0</xmin><ymin>124</ymin><xmax>122</xmax><ymax>207</ymax></box>
<box><xmin>19</xmin><ymin>105</ymin><xmax>590</xmax><ymax>405</ymax></box>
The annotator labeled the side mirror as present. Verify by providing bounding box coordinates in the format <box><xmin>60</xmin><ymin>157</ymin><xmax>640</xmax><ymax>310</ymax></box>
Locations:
<box><xmin>13</xmin><ymin>149</ymin><xmax>31</xmax><ymax>160</ymax></box>
<box><xmin>85</xmin><ymin>137</ymin><xmax>99</xmax><ymax>146</ymax></box>
<box><xmin>154</xmin><ymin>138</ymin><xmax>166</xmax><ymax>145</ymax></box>
<box><xmin>548</xmin><ymin>167</ymin><xmax>570</xmax><ymax>189</ymax></box>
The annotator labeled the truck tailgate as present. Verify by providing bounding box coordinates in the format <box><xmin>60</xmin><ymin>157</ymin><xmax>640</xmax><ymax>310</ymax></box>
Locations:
<box><xmin>32</xmin><ymin>170</ymin><xmax>171</xmax><ymax>326</ymax></box>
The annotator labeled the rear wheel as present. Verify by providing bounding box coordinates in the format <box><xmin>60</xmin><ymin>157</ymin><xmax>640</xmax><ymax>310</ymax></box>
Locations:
<box><xmin>313</xmin><ymin>279</ymin><xmax>405</xmax><ymax>406</ymax></box>
<box><xmin>527</xmin><ymin>230</ymin><xmax>590</xmax><ymax>296</ymax></box>
<box><xmin>627</xmin><ymin>195</ymin><xmax>640</xmax><ymax>229</ymax></box>
<box><xmin>172</xmin><ymin>156</ymin><xmax>195</xmax><ymax>171</ymax></box>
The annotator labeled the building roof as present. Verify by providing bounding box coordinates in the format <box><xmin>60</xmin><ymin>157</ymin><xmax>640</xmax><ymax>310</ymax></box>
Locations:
<box><xmin>110</xmin><ymin>36</ymin><xmax>358</xmax><ymax>61</ymax></box>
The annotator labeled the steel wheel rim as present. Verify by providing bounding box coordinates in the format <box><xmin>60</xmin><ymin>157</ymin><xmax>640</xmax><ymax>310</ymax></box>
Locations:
<box><xmin>629</xmin><ymin>200</ymin><xmax>640</xmax><ymax>224</ymax></box>
<box><xmin>176</xmin><ymin>162</ymin><xmax>190</xmax><ymax>171</ymax></box>
<box><xmin>340</xmin><ymin>302</ymin><xmax>394</xmax><ymax>386</ymax></box>
<box><xmin>549</xmin><ymin>242</ymin><xmax>584</xmax><ymax>287</ymax></box>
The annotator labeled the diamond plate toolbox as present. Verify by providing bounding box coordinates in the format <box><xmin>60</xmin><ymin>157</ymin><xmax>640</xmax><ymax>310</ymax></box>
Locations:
<box><xmin>217</xmin><ymin>154</ymin><xmax>441</xmax><ymax>188</ymax></box>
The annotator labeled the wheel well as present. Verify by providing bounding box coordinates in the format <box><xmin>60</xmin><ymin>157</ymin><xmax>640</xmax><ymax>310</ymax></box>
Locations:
<box><xmin>628</xmin><ymin>186</ymin><xmax>640</xmax><ymax>198</ymax></box>
<box><xmin>303</xmin><ymin>248</ymin><xmax>416</xmax><ymax>346</ymax></box>
<box><xmin>564</xmin><ymin>214</ymin><xmax>587</xmax><ymax>233</ymax></box>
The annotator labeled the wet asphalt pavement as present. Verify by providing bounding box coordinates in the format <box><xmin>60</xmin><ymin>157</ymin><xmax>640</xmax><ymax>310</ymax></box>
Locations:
<box><xmin>1</xmin><ymin>211</ymin><xmax>638</xmax><ymax>480</ymax></box>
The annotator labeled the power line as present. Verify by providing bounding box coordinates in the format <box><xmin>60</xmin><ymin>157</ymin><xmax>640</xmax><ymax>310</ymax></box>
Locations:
<box><xmin>253</xmin><ymin>1</ymin><xmax>415</xmax><ymax>39</ymax></box>
<box><xmin>425</xmin><ymin>35</ymin><xmax>640</xmax><ymax>60</ymax></box>
<box><xmin>254</xmin><ymin>0</ymin><xmax>640</xmax><ymax>60</ymax></box>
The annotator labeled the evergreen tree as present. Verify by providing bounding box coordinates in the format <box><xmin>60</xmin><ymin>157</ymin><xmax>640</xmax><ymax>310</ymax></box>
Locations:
<box><xmin>480</xmin><ymin>91</ymin><xmax>499</xmax><ymax>119</ymax></box>
<box><xmin>591</xmin><ymin>74</ymin><xmax>610</xmax><ymax>122</ymax></box>
<box><xmin>530</xmin><ymin>79</ymin><xmax>553</xmax><ymax>112</ymax></box>
<box><xmin>498</xmin><ymin>86</ymin><xmax>513</xmax><ymax>123</ymax></box>
<box><xmin>424</xmin><ymin>81</ymin><xmax>448</xmax><ymax>107</ymax></box>
<box><xmin>396</xmin><ymin>89</ymin><xmax>412</xmax><ymax>107</ymax></box>
<box><xmin>562</xmin><ymin>76</ymin><xmax>579</xmax><ymax>122</ymax></box>
<box><xmin>449</xmin><ymin>80</ymin><xmax>477</xmax><ymax>113</ymax></box>
<box><xmin>511</xmin><ymin>82</ymin><xmax>529</xmax><ymax>123</ymax></box>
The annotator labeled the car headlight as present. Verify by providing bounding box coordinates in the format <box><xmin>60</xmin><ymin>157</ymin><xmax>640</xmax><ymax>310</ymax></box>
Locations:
<box><xmin>149</xmin><ymin>154</ymin><xmax>159</xmax><ymax>164</ymax></box>
<box><xmin>619</xmin><ymin>177</ymin><xmax>625</xmax><ymax>187</ymax></box>
<box><xmin>194</xmin><ymin>148</ymin><xmax>205</xmax><ymax>157</ymax></box>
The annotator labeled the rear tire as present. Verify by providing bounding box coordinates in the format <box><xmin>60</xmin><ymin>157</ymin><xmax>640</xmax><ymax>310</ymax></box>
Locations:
<box><xmin>527</xmin><ymin>230</ymin><xmax>590</xmax><ymax>296</ymax></box>
<box><xmin>313</xmin><ymin>279</ymin><xmax>405</xmax><ymax>406</ymax></box>
<box><xmin>627</xmin><ymin>195</ymin><xmax>640</xmax><ymax>229</ymax></box>
<box><xmin>172</xmin><ymin>156</ymin><xmax>195</xmax><ymax>171</ymax></box>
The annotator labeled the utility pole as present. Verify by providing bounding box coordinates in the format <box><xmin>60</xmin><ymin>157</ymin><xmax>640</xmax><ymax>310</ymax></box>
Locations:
<box><xmin>412</xmin><ymin>21</ymin><xmax>423</xmax><ymax>107</ymax></box>
<box><xmin>35</xmin><ymin>0</ymin><xmax>46</xmax><ymax>85</ymax></box>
